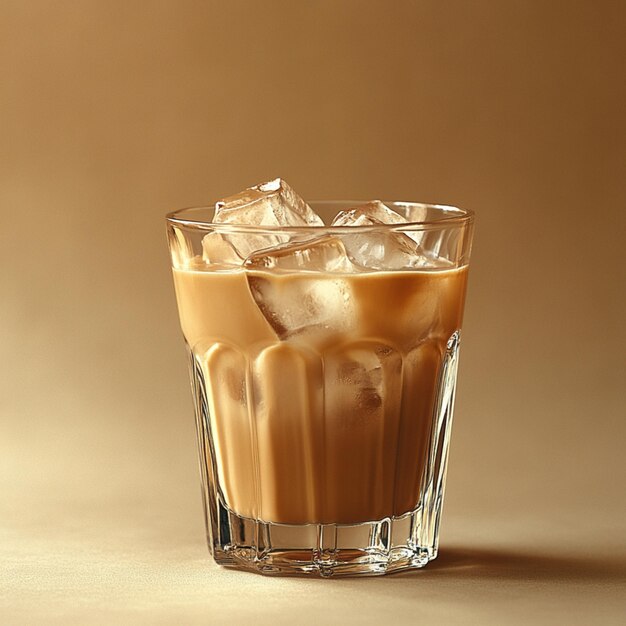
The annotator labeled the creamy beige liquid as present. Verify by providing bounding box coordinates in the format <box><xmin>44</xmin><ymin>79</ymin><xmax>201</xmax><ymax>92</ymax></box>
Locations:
<box><xmin>173</xmin><ymin>266</ymin><xmax>468</xmax><ymax>525</ymax></box>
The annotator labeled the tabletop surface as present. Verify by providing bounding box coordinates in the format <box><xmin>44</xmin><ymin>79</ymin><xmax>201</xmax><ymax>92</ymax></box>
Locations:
<box><xmin>2</xmin><ymin>469</ymin><xmax>625</xmax><ymax>626</ymax></box>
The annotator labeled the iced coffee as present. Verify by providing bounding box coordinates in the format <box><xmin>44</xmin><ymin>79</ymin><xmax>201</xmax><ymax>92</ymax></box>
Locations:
<box><xmin>167</xmin><ymin>179</ymin><xmax>473</xmax><ymax>576</ymax></box>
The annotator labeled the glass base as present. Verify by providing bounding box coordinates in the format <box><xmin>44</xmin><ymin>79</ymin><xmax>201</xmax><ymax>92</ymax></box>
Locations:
<box><xmin>209</xmin><ymin>499</ymin><xmax>437</xmax><ymax>577</ymax></box>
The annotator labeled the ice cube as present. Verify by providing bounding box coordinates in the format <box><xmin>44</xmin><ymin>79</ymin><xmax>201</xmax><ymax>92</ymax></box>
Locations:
<box><xmin>202</xmin><ymin>231</ymin><xmax>243</xmax><ymax>266</ymax></box>
<box><xmin>336</xmin><ymin>201</ymin><xmax>407</xmax><ymax>226</ymax></box>
<box><xmin>245</xmin><ymin>235</ymin><xmax>352</xmax><ymax>272</ymax></box>
<box><xmin>325</xmin><ymin>343</ymin><xmax>403</xmax><ymax>422</ymax></box>
<box><xmin>245</xmin><ymin>236</ymin><xmax>355</xmax><ymax>342</ymax></box>
<box><xmin>215</xmin><ymin>178</ymin><xmax>323</xmax><ymax>227</ymax></box>
<box><xmin>332</xmin><ymin>202</ymin><xmax>422</xmax><ymax>270</ymax></box>
<box><xmin>353</xmin><ymin>200</ymin><xmax>428</xmax><ymax>235</ymax></box>
<box><xmin>334</xmin><ymin>349</ymin><xmax>384</xmax><ymax>415</ymax></box>
<box><xmin>213</xmin><ymin>178</ymin><xmax>324</xmax><ymax>258</ymax></box>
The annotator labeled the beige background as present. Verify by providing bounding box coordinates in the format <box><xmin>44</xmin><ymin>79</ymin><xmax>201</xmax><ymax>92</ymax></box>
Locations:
<box><xmin>1</xmin><ymin>1</ymin><xmax>625</xmax><ymax>624</ymax></box>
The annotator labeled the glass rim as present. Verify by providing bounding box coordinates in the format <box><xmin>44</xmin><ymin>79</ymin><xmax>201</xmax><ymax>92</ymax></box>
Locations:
<box><xmin>166</xmin><ymin>200</ymin><xmax>474</xmax><ymax>233</ymax></box>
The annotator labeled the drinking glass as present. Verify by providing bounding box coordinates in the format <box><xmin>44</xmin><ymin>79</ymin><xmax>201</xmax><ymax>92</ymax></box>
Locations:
<box><xmin>166</xmin><ymin>201</ymin><xmax>474</xmax><ymax>577</ymax></box>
